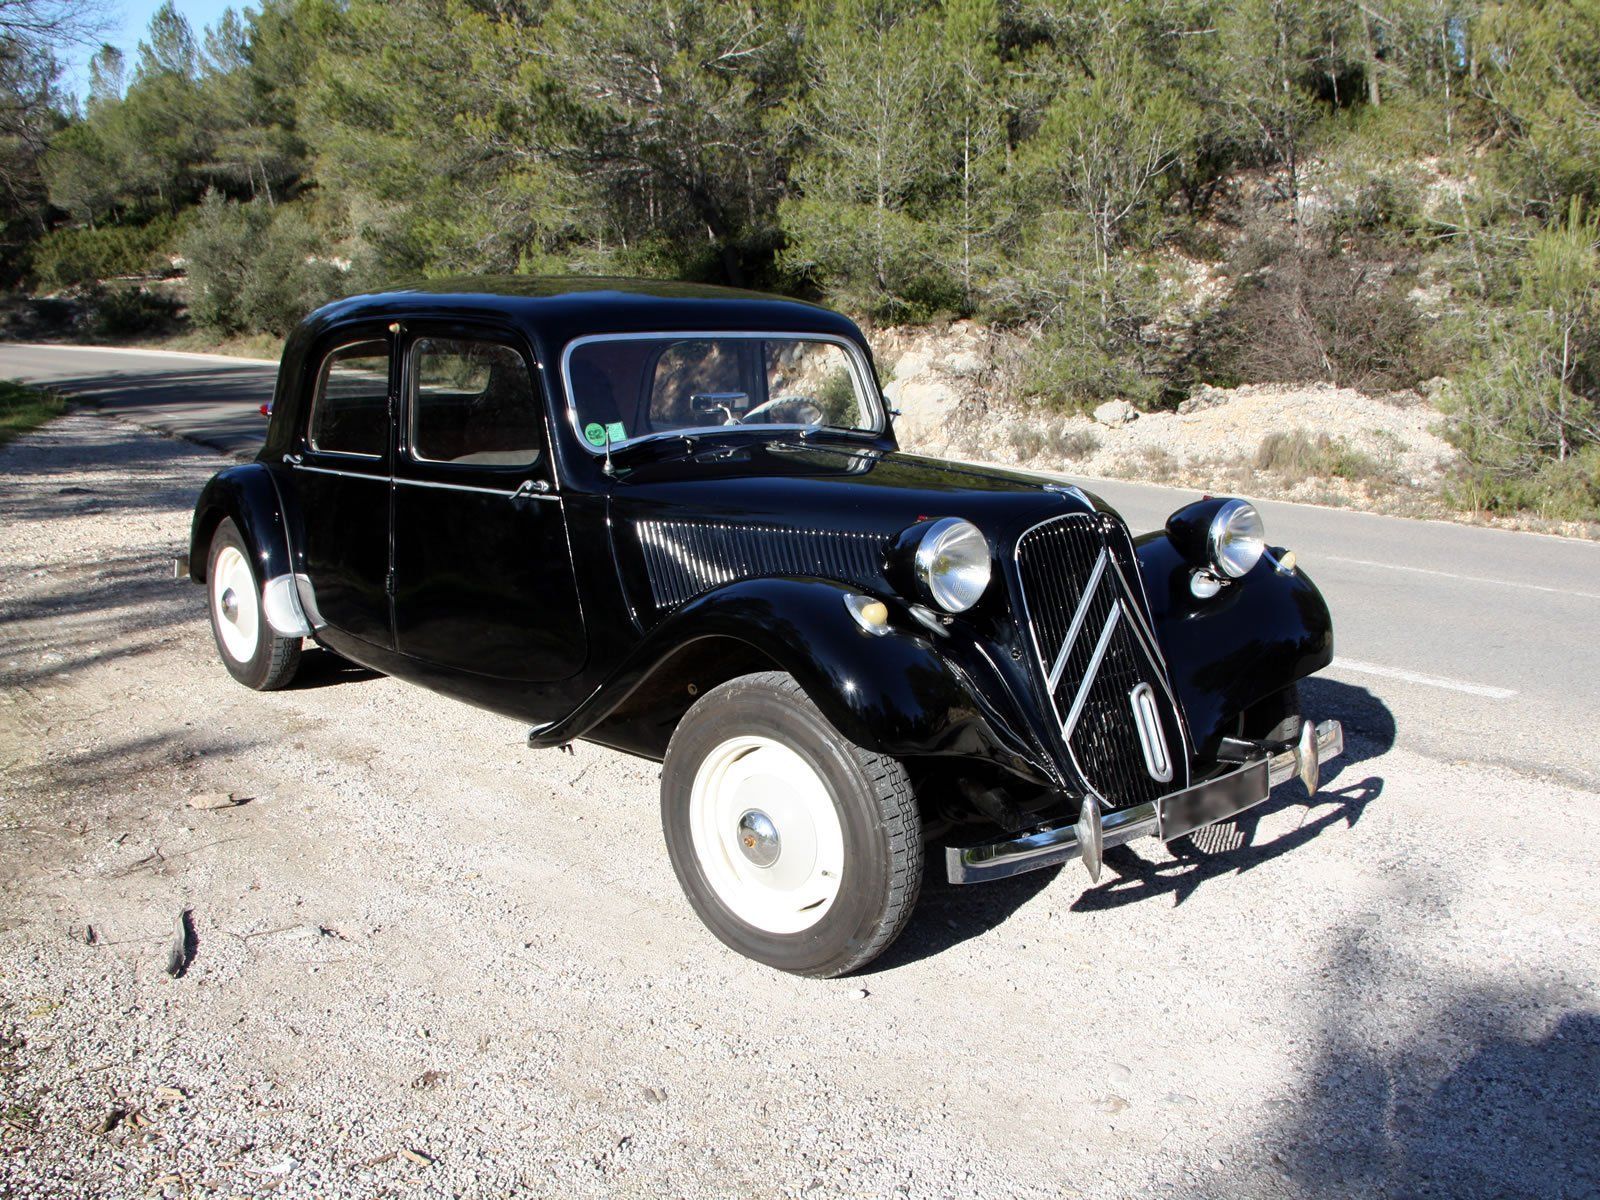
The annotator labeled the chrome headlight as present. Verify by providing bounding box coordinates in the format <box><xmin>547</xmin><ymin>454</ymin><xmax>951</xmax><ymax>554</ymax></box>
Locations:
<box><xmin>1208</xmin><ymin>500</ymin><xmax>1265</xmax><ymax>578</ymax></box>
<box><xmin>914</xmin><ymin>518</ymin><xmax>991</xmax><ymax>612</ymax></box>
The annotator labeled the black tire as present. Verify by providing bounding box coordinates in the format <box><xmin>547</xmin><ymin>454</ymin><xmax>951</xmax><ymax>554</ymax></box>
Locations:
<box><xmin>206</xmin><ymin>517</ymin><xmax>301</xmax><ymax>691</ymax></box>
<box><xmin>661</xmin><ymin>672</ymin><xmax>922</xmax><ymax>977</ymax></box>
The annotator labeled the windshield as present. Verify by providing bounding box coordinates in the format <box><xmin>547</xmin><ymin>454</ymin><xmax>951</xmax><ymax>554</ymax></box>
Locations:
<box><xmin>562</xmin><ymin>333</ymin><xmax>882</xmax><ymax>452</ymax></box>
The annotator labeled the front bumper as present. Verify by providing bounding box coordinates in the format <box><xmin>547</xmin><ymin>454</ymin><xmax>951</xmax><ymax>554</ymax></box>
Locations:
<box><xmin>946</xmin><ymin>719</ymin><xmax>1344</xmax><ymax>885</ymax></box>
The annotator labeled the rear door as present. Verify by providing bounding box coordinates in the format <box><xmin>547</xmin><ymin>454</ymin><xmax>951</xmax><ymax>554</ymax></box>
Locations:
<box><xmin>289</xmin><ymin>327</ymin><xmax>394</xmax><ymax>650</ymax></box>
<box><xmin>390</xmin><ymin>325</ymin><xmax>586</xmax><ymax>682</ymax></box>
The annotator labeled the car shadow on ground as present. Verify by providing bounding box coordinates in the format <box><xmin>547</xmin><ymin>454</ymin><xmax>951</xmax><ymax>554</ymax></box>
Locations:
<box><xmin>1073</xmin><ymin>677</ymin><xmax>1394</xmax><ymax>913</ymax></box>
<box><xmin>1180</xmin><ymin>929</ymin><xmax>1600</xmax><ymax>1199</ymax></box>
<box><xmin>877</xmin><ymin>678</ymin><xmax>1397</xmax><ymax>970</ymax></box>
<box><xmin>290</xmin><ymin>648</ymin><xmax>383</xmax><ymax>689</ymax></box>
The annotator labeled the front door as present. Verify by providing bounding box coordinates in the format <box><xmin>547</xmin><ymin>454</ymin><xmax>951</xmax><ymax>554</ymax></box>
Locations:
<box><xmin>290</xmin><ymin>328</ymin><xmax>394</xmax><ymax>651</ymax></box>
<box><xmin>390</xmin><ymin>326</ymin><xmax>586</xmax><ymax>684</ymax></box>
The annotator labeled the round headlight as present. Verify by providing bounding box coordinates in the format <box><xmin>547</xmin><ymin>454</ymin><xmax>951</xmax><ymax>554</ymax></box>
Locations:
<box><xmin>914</xmin><ymin>518</ymin><xmax>991</xmax><ymax>612</ymax></box>
<box><xmin>1208</xmin><ymin>500</ymin><xmax>1265</xmax><ymax>578</ymax></box>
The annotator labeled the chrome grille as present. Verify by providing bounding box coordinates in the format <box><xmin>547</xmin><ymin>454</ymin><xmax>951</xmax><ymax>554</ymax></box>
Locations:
<box><xmin>636</xmin><ymin>520</ymin><xmax>886</xmax><ymax>609</ymax></box>
<box><xmin>1016</xmin><ymin>513</ymin><xmax>1188</xmax><ymax>807</ymax></box>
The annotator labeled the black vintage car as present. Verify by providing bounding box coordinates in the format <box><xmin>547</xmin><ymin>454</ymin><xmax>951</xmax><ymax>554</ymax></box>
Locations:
<box><xmin>187</xmin><ymin>278</ymin><xmax>1342</xmax><ymax>976</ymax></box>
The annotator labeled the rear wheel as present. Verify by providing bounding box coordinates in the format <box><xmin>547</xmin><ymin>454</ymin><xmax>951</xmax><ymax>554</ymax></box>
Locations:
<box><xmin>661</xmin><ymin>672</ymin><xmax>922</xmax><ymax>977</ymax></box>
<box><xmin>207</xmin><ymin>518</ymin><xmax>301</xmax><ymax>691</ymax></box>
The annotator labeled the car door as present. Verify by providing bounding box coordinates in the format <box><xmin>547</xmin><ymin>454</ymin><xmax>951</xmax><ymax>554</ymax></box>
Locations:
<box><xmin>288</xmin><ymin>327</ymin><xmax>395</xmax><ymax>651</ymax></box>
<box><xmin>390</xmin><ymin>325</ymin><xmax>586</xmax><ymax>682</ymax></box>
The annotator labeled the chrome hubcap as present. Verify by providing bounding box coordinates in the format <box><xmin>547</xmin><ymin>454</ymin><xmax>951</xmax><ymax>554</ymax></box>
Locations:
<box><xmin>736</xmin><ymin>809</ymin><xmax>781</xmax><ymax>867</ymax></box>
<box><xmin>220</xmin><ymin>588</ymin><xmax>239</xmax><ymax>620</ymax></box>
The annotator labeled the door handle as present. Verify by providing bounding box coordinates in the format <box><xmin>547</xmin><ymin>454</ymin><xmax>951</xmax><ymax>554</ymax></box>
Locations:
<box><xmin>510</xmin><ymin>479</ymin><xmax>551</xmax><ymax>502</ymax></box>
<box><xmin>283</xmin><ymin>452</ymin><xmax>303</xmax><ymax>466</ymax></box>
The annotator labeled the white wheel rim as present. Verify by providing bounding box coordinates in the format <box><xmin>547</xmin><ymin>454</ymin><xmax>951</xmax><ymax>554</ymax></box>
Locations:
<box><xmin>211</xmin><ymin>545</ymin><xmax>259</xmax><ymax>663</ymax></box>
<box><xmin>688</xmin><ymin>735</ymin><xmax>845</xmax><ymax>935</ymax></box>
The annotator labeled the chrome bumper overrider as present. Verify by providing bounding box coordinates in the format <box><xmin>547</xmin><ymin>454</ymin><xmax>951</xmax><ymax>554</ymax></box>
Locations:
<box><xmin>946</xmin><ymin>719</ymin><xmax>1344</xmax><ymax>885</ymax></box>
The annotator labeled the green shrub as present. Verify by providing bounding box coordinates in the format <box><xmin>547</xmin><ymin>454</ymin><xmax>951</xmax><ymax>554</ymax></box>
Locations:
<box><xmin>0</xmin><ymin>380</ymin><xmax>67</xmax><ymax>446</ymax></box>
<box><xmin>89</xmin><ymin>287</ymin><xmax>182</xmax><ymax>337</ymax></box>
<box><xmin>1441</xmin><ymin>200</ymin><xmax>1600</xmax><ymax>521</ymax></box>
<box><xmin>29</xmin><ymin>215</ymin><xmax>183</xmax><ymax>290</ymax></box>
<box><xmin>180</xmin><ymin>191</ymin><xmax>347</xmax><ymax>336</ymax></box>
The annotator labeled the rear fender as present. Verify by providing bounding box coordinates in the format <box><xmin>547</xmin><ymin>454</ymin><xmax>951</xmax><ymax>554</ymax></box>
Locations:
<box><xmin>539</xmin><ymin>577</ymin><xmax>1059</xmax><ymax>786</ymax></box>
<box><xmin>1135</xmin><ymin>531</ymin><xmax>1334</xmax><ymax>762</ymax></box>
<box><xmin>189</xmin><ymin>464</ymin><xmax>293</xmax><ymax>584</ymax></box>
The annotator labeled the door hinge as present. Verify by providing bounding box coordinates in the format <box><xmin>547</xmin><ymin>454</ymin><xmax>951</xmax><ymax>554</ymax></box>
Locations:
<box><xmin>385</xmin><ymin>568</ymin><xmax>395</xmax><ymax>597</ymax></box>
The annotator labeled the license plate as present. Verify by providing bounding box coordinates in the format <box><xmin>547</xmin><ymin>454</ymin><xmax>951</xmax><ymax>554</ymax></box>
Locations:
<box><xmin>1157</xmin><ymin>758</ymin><xmax>1271</xmax><ymax>841</ymax></box>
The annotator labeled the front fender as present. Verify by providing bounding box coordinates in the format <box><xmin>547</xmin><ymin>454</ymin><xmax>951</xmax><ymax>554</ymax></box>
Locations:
<box><xmin>1135</xmin><ymin>531</ymin><xmax>1334</xmax><ymax>761</ymax></box>
<box><xmin>189</xmin><ymin>464</ymin><xmax>293</xmax><ymax>584</ymax></box>
<box><xmin>543</xmin><ymin>577</ymin><xmax>1059</xmax><ymax>787</ymax></box>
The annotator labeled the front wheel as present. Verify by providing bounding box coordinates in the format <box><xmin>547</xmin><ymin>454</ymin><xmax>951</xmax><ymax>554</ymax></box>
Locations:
<box><xmin>207</xmin><ymin>517</ymin><xmax>301</xmax><ymax>691</ymax></box>
<box><xmin>661</xmin><ymin>672</ymin><xmax>922</xmax><ymax>977</ymax></box>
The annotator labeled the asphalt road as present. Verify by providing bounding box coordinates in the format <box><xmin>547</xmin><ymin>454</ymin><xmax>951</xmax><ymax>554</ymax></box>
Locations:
<box><xmin>5</xmin><ymin>340</ymin><xmax>1598</xmax><ymax>789</ymax></box>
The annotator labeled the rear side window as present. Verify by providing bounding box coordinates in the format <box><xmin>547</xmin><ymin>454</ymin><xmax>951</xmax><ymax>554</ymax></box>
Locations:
<box><xmin>409</xmin><ymin>338</ymin><xmax>543</xmax><ymax>467</ymax></box>
<box><xmin>308</xmin><ymin>339</ymin><xmax>390</xmax><ymax>458</ymax></box>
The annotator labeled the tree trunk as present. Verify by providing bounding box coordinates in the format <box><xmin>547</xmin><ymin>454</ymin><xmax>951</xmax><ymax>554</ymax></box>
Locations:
<box><xmin>1361</xmin><ymin>6</ymin><xmax>1380</xmax><ymax>107</ymax></box>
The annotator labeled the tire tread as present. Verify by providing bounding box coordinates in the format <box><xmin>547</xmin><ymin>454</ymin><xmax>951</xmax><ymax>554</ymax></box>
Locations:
<box><xmin>666</xmin><ymin>670</ymin><xmax>922</xmax><ymax>977</ymax></box>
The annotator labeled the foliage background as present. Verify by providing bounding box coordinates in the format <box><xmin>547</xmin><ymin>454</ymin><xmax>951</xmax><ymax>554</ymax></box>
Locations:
<box><xmin>2</xmin><ymin>0</ymin><xmax>1598</xmax><ymax>518</ymax></box>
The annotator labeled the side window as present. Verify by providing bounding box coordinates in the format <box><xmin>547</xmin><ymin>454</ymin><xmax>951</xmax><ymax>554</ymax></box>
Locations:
<box><xmin>308</xmin><ymin>339</ymin><xmax>391</xmax><ymax>458</ymax></box>
<box><xmin>410</xmin><ymin>338</ymin><xmax>544</xmax><ymax>467</ymax></box>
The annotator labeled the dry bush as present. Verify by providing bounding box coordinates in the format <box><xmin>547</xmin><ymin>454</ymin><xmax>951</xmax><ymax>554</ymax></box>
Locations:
<box><xmin>1006</xmin><ymin>425</ymin><xmax>1045</xmax><ymax>458</ymax></box>
<box><xmin>1254</xmin><ymin>428</ymin><xmax>1391</xmax><ymax>484</ymax></box>
<box><xmin>1135</xmin><ymin>446</ymin><xmax>1179</xmax><ymax>483</ymax></box>
<box><xmin>1046</xmin><ymin>425</ymin><xmax>1101</xmax><ymax>459</ymax></box>
<box><xmin>1203</xmin><ymin>224</ymin><xmax>1429</xmax><ymax>393</ymax></box>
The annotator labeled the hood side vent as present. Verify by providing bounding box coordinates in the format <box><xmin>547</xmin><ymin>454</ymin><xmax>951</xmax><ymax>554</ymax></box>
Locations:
<box><xmin>636</xmin><ymin>520</ymin><xmax>888</xmax><ymax>610</ymax></box>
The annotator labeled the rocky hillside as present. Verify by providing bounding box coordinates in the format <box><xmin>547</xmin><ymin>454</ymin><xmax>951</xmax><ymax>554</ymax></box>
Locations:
<box><xmin>877</xmin><ymin>321</ymin><xmax>1459</xmax><ymax>520</ymax></box>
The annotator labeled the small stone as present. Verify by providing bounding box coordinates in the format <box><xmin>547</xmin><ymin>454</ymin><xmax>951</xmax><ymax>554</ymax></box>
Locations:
<box><xmin>187</xmin><ymin>792</ymin><xmax>242</xmax><ymax>811</ymax></box>
<box><xmin>92</xmin><ymin>1107</ymin><xmax>126</xmax><ymax>1135</ymax></box>
<box><xmin>643</xmin><ymin>1086</ymin><xmax>667</xmax><ymax>1104</ymax></box>
<box><xmin>1093</xmin><ymin>399</ymin><xmax>1139</xmax><ymax>427</ymax></box>
<box><xmin>853</xmin><ymin>987</ymin><xmax>870</xmax><ymax>1000</ymax></box>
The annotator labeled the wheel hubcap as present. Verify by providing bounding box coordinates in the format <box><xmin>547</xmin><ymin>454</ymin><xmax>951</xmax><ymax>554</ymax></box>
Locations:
<box><xmin>211</xmin><ymin>546</ymin><xmax>259</xmax><ymax>663</ymax></box>
<box><xmin>688</xmin><ymin>736</ymin><xmax>844</xmax><ymax>935</ymax></box>
<box><xmin>736</xmin><ymin>809</ymin><xmax>781</xmax><ymax>867</ymax></box>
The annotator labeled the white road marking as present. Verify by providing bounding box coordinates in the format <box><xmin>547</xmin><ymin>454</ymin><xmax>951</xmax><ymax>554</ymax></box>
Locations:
<box><xmin>1322</xmin><ymin>554</ymin><xmax>1600</xmax><ymax>600</ymax></box>
<box><xmin>1330</xmin><ymin>657</ymin><xmax>1518</xmax><ymax>699</ymax></box>
<box><xmin>4</xmin><ymin>342</ymin><xmax>278</xmax><ymax>367</ymax></box>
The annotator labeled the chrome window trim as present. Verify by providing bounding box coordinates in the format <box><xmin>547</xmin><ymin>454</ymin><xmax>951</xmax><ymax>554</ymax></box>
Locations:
<box><xmin>558</xmin><ymin>330</ymin><xmax>886</xmax><ymax>457</ymax></box>
<box><xmin>305</xmin><ymin>338</ymin><xmax>391</xmax><ymax>461</ymax></box>
<box><xmin>404</xmin><ymin>335</ymin><xmax>543</xmax><ymax>472</ymax></box>
<box><xmin>395</xmin><ymin>476</ymin><xmax>558</xmax><ymax>501</ymax></box>
<box><xmin>291</xmin><ymin>463</ymin><xmax>387</xmax><ymax>482</ymax></box>
<box><xmin>290</xmin><ymin>462</ymin><xmax>558</xmax><ymax>501</ymax></box>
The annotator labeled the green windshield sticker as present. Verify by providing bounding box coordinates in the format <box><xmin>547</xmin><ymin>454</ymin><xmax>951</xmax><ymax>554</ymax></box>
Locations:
<box><xmin>584</xmin><ymin>422</ymin><xmax>608</xmax><ymax>447</ymax></box>
<box><xmin>605</xmin><ymin>421</ymin><xmax>627</xmax><ymax>444</ymax></box>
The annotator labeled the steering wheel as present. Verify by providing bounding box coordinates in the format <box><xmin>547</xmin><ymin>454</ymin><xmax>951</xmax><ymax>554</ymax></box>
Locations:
<box><xmin>738</xmin><ymin>396</ymin><xmax>826</xmax><ymax>426</ymax></box>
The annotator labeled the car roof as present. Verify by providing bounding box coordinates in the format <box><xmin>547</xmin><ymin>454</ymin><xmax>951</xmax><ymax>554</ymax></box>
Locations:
<box><xmin>300</xmin><ymin>276</ymin><xmax>865</xmax><ymax>347</ymax></box>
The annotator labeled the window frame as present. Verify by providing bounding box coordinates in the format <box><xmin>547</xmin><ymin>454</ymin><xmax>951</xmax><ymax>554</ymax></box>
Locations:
<box><xmin>559</xmin><ymin>330</ymin><xmax>885</xmax><ymax>457</ymax></box>
<box><xmin>304</xmin><ymin>336</ymin><xmax>394</xmax><ymax>462</ymax></box>
<box><xmin>403</xmin><ymin>332</ymin><xmax>547</xmax><ymax>472</ymax></box>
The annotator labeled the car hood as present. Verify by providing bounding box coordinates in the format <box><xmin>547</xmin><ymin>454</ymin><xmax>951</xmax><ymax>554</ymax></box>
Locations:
<box><xmin>608</xmin><ymin>439</ymin><xmax>1103</xmax><ymax>543</ymax></box>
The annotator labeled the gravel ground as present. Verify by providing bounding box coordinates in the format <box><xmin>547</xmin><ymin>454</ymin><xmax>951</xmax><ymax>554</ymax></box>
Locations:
<box><xmin>2</xmin><ymin>414</ymin><xmax>1597</xmax><ymax>1200</ymax></box>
